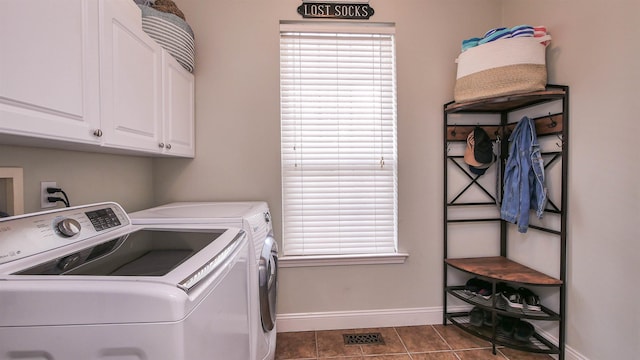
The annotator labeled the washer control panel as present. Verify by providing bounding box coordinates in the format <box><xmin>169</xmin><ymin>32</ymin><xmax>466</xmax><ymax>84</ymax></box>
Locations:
<box><xmin>85</xmin><ymin>208</ymin><xmax>122</xmax><ymax>231</ymax></box>
<box><xmin>0</xmin><ymin>202</ymin><xmax>130</xmax><ymax>265</ymax></box>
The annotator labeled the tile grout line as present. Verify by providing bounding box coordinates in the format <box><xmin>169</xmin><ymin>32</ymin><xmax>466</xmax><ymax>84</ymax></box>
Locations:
<box><xmin>392</xmin><ymin>326</ymin><xmax>413</xmax><ymax>359</ymax></box>
<box><xmin>495</xmin><ymin>348</ymin><xmax>510</xmax><ymax>359</ymax></box>
<box><xmin>431</xmin><ymin>323</ymin><xmax>512</xmax><ymax>360</ymax></box>
<box><xmin>430</xmin><ymin>325</ymin><xmax>455</xmax><ymax>352</ymax></box>
<box><xmin>430</xmin><ymin>325</ymin><xmax>464</xmax><ymax>360</ymax></box>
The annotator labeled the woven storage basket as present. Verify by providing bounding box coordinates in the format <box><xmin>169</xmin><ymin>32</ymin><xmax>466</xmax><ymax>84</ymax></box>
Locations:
<box><xmin>454</xmin><ymin>35</ymin><xmax>551</xmax><ymax>103</ymax></box>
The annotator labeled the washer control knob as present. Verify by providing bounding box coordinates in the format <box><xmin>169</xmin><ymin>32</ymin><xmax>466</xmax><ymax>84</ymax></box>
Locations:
<box><xmin>58</xmin><ymin>253</ymin><xmax>81</xmax><ymax>271</ymax></box>
<box><xmin>56</xmin><ymin>218</ymin><xmax>81</xmax><ymax>237</ymax></box>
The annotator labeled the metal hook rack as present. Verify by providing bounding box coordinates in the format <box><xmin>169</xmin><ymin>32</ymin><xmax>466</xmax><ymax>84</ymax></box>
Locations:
<box><xmin>442</xmin><ymin>85</ymin><xmax>569</xmax><ymax>360</ymax></box>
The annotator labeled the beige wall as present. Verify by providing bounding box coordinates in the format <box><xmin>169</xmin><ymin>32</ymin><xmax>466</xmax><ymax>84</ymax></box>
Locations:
<box><xmin>0</xmin><ymin>145</ymin><xmax>155</xmax><ymax>214</ymax></box>
<box><xmin>2</xmin><ymin>0</ymin><xmax>637</xmax><ymax>358</ymax></box>
<box><xmin>502</xmin><ymin>1</ymin><xmax>639</xmax><ymax>359</ymax></box>
<box><xmin>154</xmin><ymin>0</ymin><xmax>639</xmax><ymax>357</ymax></box>
<box><xmin>153</xmin><ymin>0</ymin><xmax>500</xmax><ymax>313</ymax></box>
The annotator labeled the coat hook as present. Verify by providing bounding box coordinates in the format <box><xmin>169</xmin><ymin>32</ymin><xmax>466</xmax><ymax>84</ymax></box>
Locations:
<box><xmin>556</xmin><ymin>134</ymin><xmax>563</xmax><ymax>148</ymax></box>
<box><xmin>450</xmin><ymin>125</ymin><xmax>457</xmax><ymax>137</ymax></box>
<box><xmin>547</xmin><ymin>113</ymin><xmax>557</xmax><ymax>128</ymax></box>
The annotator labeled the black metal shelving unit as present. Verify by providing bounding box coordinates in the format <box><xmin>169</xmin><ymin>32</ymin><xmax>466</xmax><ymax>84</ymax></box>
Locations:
<box><xmin>442</xmin><ymin>85</ymin><xmax>569</xmax><ymax>359</ymax></box>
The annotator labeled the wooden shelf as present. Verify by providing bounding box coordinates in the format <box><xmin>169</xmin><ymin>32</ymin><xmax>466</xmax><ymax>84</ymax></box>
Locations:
<box><xmin>444</xmin><ymin>86</ymin><xmax>567</xmax><ymax>114</ymax></box>
<box><xmin>445</xmin><ymin>256</ymin><xmax>562</xmax><ymax>286</ymax></box>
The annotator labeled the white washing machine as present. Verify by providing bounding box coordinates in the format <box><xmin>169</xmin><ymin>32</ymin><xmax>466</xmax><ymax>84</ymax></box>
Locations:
<box><xmin>130</xmin><ymin>201</ymin><xmax>278</xmax><ymax>360</ymax></box>
<box><xmin>0</xmin><ymin>202</ymin><xmax>251</xmax><ymax>360</ymax></box>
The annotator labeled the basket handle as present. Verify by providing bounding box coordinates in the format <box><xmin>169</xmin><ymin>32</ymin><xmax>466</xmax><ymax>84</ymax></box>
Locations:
<box><xmin>537</xmin><ymin>34</ymin><xmax>552</xmax><ymax>46</ymax></box>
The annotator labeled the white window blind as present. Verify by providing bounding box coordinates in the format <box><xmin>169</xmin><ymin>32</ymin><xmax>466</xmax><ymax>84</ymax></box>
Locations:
<box><xmin>280</xmin><ymin>22</ymin><xmax>398</xmax><ymax>256</ymax></box>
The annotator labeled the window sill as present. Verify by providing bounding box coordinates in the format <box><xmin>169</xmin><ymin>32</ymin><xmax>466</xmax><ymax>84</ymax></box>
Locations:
<box><xmin>278</xmin><ymin>253</ymin><xmax>409</xmax><ymax>268</ymax></box>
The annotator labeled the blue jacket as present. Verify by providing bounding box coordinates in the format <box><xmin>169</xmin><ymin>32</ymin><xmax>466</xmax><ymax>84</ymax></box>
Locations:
<box><xmin>500</xmin><ymin>116</ymin><xmax>547</xmax><ymax>233</ymax></box>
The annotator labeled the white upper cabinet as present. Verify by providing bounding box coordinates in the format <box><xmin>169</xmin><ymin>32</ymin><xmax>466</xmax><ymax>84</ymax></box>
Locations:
<box><xmin>99</xmin><ymin>0</ymin><xmax>163</xmax><ymax>153</ymax></box>
<box><xmin>0</xmin><ymin>0</ymin><xmax>194</xmax><ymax>157</ymax></box>
<box><xmin>161</xmin><ymin>52</ymin><xmax>195</xmax><ymax>157</ymax></box>
<box><xmin>0</xmin><ymin>0</ymin><xmax>101</xmax><ymax>144</ymax></box>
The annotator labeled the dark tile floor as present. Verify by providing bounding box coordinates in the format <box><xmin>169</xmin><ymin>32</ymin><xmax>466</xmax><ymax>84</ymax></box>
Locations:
<box><xmin>275</xmin><ymin>325</ymin><xmax>554</xmax><ymax>360</ymax></box>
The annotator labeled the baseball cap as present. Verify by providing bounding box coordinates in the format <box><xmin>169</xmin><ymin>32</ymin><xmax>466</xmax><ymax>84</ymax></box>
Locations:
<box><xmin>464</xmin><ymin>127</ymin><xmax>495</xmax><ymax>175</ymax></box>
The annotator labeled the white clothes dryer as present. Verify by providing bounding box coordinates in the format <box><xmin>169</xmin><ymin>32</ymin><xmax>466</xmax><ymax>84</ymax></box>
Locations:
<box><xmin>130</xmin><ymin>201</ymin><xmax>278</xmax><ymax>360</ymax></box>
<box><xmin>0</xmin><ymin>202</ymin><xmax>251</xmax><ymax>360</ymax></box>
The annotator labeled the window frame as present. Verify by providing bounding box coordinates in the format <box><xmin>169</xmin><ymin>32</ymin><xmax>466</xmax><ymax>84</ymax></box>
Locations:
<box><xmin>279</xmin><ymin>21</ymin><xmax>406</xmax><ymax>266</ymax></box>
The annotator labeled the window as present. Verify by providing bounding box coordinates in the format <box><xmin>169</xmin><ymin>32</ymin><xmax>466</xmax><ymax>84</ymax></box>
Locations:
<box><xmin>280</xmin><ymin>22</ymin><xmax>398</xmax><ymax>257</ymax></box>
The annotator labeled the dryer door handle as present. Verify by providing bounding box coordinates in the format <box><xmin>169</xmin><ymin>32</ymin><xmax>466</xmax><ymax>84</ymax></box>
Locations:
<box><xmin>259</xmin><ymin>236</ymin><xmax>278</xmax><ymax>331</ymax></box>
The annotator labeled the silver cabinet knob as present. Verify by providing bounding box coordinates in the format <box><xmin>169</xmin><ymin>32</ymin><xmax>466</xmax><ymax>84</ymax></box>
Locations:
<box><xmin>93</xmin><ymin>129</ymin><xmax>103</xmax><ymax>137</ymax></box>
<box><xmin>166</xmin><ymin>144</ymin><xmax>172</xmax><ymax>150</ymax></box>
<box><xmin>158</xmin><ymin>143</ymin><xmax>165</xmax><ymax>148</ymax></box>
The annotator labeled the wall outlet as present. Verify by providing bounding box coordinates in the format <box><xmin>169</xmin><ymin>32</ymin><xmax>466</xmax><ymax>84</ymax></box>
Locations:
<box><xmin>41</xmin><ymin>181</ymin><xmax>57</xmax><ymax>209</ymax></box>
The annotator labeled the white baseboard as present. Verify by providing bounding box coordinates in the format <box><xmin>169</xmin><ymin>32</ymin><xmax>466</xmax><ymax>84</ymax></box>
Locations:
<box><xmin>276</xmin><ymin>306</ymin><xmax>447</xmax><ymax>332</ymax></box>
<box><xmin>276</xmin><ymin>307</ymin><xmax>588</xmax><ymax>360</ymax></box>
<box><xmin>531</xmin><ymin>325</ymin><xmax>586</xmax><ymax>360</ymax></box>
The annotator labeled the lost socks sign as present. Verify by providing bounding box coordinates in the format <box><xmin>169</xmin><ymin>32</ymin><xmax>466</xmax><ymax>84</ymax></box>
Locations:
<box><xmin>297</xmin><ymin>2</ymin><xmax>375</xmax><ymax>20</ymax></box>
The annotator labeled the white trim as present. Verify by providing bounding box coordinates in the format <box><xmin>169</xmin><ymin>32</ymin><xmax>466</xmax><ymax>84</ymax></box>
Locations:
<box><xmin>0</xmin><ymin>167</ymin><xmax>24</xmax><ymax>216</ymax></box>
<box><xmin>280</xmin><ymin>25</ymin><xmax>398</xmax><ymax>257</ymax></box>
<box><xmin>533</xmin><ymin>325</ymin><xmax>588</xmax><ymax>360</ymax></box>
<box><xmin>563</xmin><ymin>345</ymin><xmax>589</xmax><ymax>360</ymax></box>
<box><xmin>275</xmin><ymin>307</ymin><xmax>589</xmax><ymax>360</ymax></box>
<box><xmin>278</xmin><ymin>252</ymin><xmax>408</xmax><ymax>267</ymax></box>
<box><xmin>280</xmin><ymin>20</ymin><xmax>396</xmax><ymax>34</ymax></box>
<box><xmin>276</xmin><ymin>306</ymin><xmax>447</xmax><ymax>332</ymax></box>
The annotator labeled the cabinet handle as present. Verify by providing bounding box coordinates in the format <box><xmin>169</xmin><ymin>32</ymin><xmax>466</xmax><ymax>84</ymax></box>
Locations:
<box><xmin>158</xmin><ymin>143</ymin><xmax>165</xmax><ymax>148</ymax></box>
<box><xmin>166</xmin><ymin>144</ymin><xmax>172</xmax><ymax>150</ymax></box>
<box><xmin>93</xmin><ymin>129</ymin><xmax>103</xmax><ymax>137</ymax></box>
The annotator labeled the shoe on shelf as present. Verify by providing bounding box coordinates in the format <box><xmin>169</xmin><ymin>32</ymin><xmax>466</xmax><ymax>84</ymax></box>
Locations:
<box><xmin>496</xmin><ymin>282</ymin><xmax>510</xmax><ymax>293</ymax></box>
<box><xmin>500</xmin><ymin>286</ymin><xmax>524</xmax><ymax>309</ymax></box>
<box><xmin>483</xmin><ymin>310</ymin><xmax>496</xmax><ymax>327</ymax></box>
<box><xmin>497</xmin><ymin>315</ymin><xmax>517</xmax><ymax>336</ymax></box>
<box><xmin>464</xmin><ymin>277</ymin><xmax>492</xmax><ymax>299</ymax></box>
<box><xmin>495</xmin><ymin>283</ymin><xmax>513</xmax><ymax>309</ymax></box>
<box><xmin>469</xmin><ymin>307</ymin><xmax>484</xmax><ymax>327</ymax></box>
<box><xmin>464</xmin><ymin>277</ymin><xmax>488</xmax><ymax>292</ymax></box>
<box><xmin>476</xmin><ymin>286</ymin><xmax>492</xmax><ymax>299</ymax></box>
<box><xmin>513</xmin><ymin>319</ymin><xmax>535</xmax><ymax>342</ymax></box>
<box><xmin>518</xmin><ymin>287</ymin><xmax>542</xmax><ymax>311</ymax></box>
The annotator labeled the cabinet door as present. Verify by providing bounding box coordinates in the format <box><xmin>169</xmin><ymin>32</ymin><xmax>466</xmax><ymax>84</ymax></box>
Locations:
<box><xmin>162</xmin><ymin>53</ymin><xmax>195</xmax><ymax>157</ymax></box>
<box><xmin>99</xmin><ymin>0</ymin><xmax>162</xmax><ymax>153</ymax></box>
<box><xmin>0</xmin><ymin>0</ymin><xmax>100</xmax><ymax>144</ymax></box>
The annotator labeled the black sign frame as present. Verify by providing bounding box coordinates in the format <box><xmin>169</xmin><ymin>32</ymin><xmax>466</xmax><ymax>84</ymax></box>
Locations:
<box><xmin>297</xmin><ymin>2</ymin><xmax>375</xmax><ymax>20</ymax></box>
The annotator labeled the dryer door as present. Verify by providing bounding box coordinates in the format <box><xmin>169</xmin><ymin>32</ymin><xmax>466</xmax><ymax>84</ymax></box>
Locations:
<box><xmin>258</xmin><ymin>235</ymin><xmax>278</xmax><ymax>331</ymax></box>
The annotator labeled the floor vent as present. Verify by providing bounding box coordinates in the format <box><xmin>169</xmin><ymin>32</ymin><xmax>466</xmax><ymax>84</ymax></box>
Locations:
<box><xmin>343</xmin><ymin>332</ymin><xmax>385</xmax><ymax>345</ymax></box>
